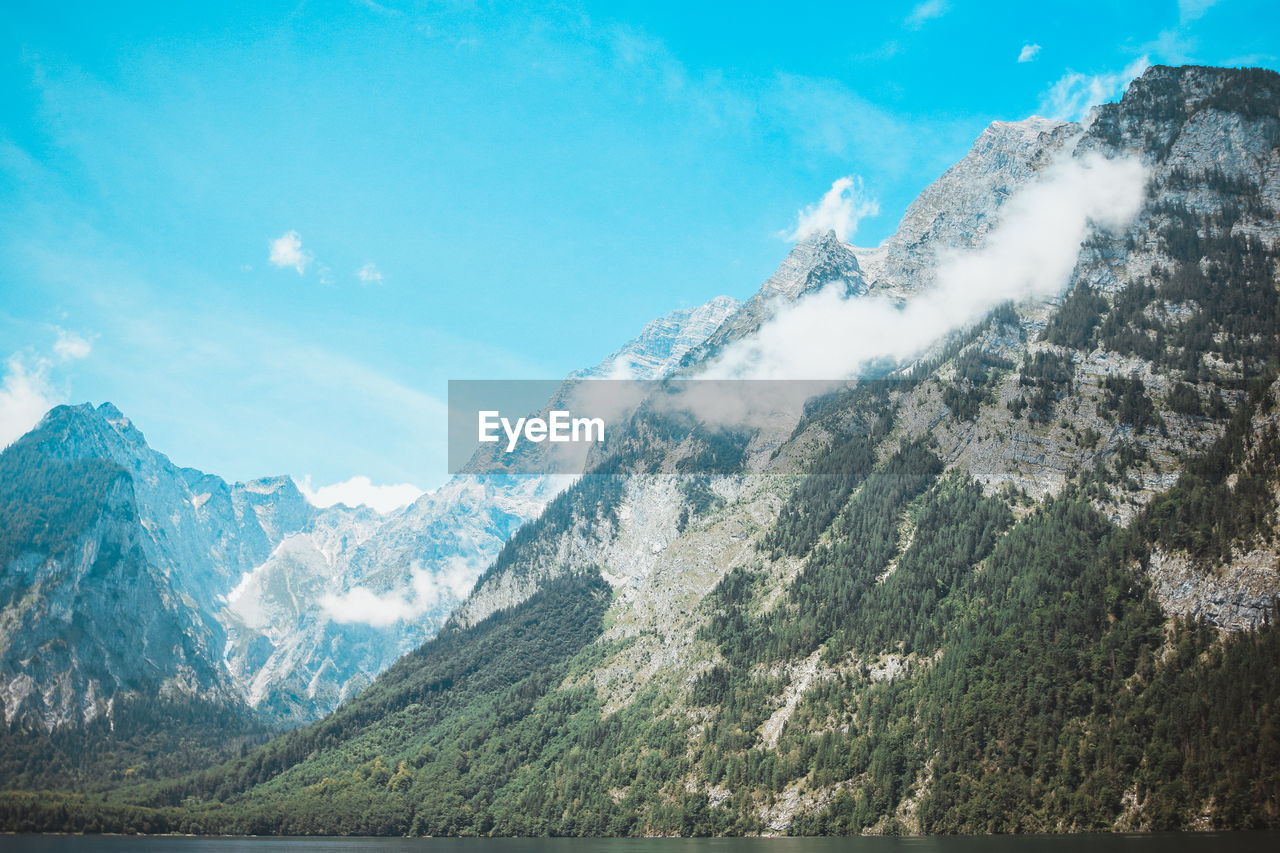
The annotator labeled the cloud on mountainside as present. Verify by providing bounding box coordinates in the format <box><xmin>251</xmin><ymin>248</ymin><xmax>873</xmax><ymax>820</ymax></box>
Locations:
<box><xmin>299</xmin><ymin>474</ymin><xmax>424</xmax><ymax>514</ymax></box>
<box><xmin>781</xmin><ymin>176</ymin><xmax>879</xmax><ymax>243</ymax></box>
<box><xmin>320</xmin><ymin>556</ymin><xmax>479</xmax><ymax>627</ymax></box>
<box><xmin>709</xmin><ymin>152</ymin><xmax>1148</xmax><ymax>380</ymax></box>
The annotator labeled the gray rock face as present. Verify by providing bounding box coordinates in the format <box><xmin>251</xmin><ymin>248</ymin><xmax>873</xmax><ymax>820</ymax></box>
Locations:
<box><xmin>0</xmin><ymin>403</ymin><xmax>558</xmax><ymax>728</ymax></box>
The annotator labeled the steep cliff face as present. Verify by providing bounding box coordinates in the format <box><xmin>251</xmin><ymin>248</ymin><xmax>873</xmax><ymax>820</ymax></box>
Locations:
<box><xmin>226</xmin><ymin>474</ymin><xmax>562</xmax><ymax>723</ymax></box>
<box><xmin>0</xmin><ymin>461</ymin><xmax>230</xmax><ymax>731</ymax></box>
<box><xmin>432</xmin><ymin>63</ymin><xmax>1280</xmax><ymax>681</ymax></box>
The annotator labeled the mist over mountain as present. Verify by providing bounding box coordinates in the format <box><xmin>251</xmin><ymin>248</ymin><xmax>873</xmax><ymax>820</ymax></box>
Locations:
<box><xmin>3</xmin><ymin>64</ymin><xmax>1280</xmax><ymax>835</ymax></box>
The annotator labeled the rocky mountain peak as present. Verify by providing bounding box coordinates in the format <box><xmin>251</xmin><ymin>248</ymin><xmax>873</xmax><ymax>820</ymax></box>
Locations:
<box><xmin>1080</xmin><ymin>64</ymin><xmax>1280</xmax><ymax>163</ymax></box>
<box><xmin>760</xmin><ymin>229</ymin><xmax>865</xmax><ymax>302</ymax></box>
<box><xmin>854</xmin><ymin>114</ymin><xmax>1076</xmax><ymax>296</ymax></box>
<box><xmin>585</xmin><ymin>293</ymin><xmax>742</xmax><ymax>379</ymax></box>
<box><xmin>237</xmin><ymin>474</ymin><xmax>304</xmax><ymax>500</ymax></box>
<box><xmin>27</xmin><ymin>401</ymin><xmax>152</xmax><ymax>465</ymax></box>
<box><xmin>682</xmin><ymin>230</ymin><xmax>867</xmax><ymax>364</ymax></box>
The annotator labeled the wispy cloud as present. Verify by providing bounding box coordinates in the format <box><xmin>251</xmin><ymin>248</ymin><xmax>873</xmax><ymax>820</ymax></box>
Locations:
<box><xmin>710</xmin><ymin>153</ymin><xmax>1147</xmax><ymax>380</ymax></box>
<box><xmin>53</xmin><ymin>327</ymin><xmax>92</xmax><ymax>361</ymax></box>
<box><xmin>356</xmin><ymin>0</ymin><xmax>402</xmax><ymax>17</ymax></box>
<box><xmin>1178</xmin><ymin>0</ymin><xmax>1220</xmax><ymax>23</ymax></box>
<box><xmin>768</xmin><ymin>73</ymin><xmax>916</xmax><ymax>168</ymax></box>
<box><xmin>1141</xmin><ymin>28</ymin><xmax>1197</xmax><ymax>64</ymax></box>
<box><xmin>357</xmin><ymin>262</ymin><xmax>384</xmax><ymax>285</ymax></box>
<box><xmin>1018</xmin><ymin>43</ymin><xmax>1042</xmax><ymax>63</ymax></box>
<box><xmin>299</xmin><ymin>474</ymin><xmax>422</xmax><ymax>513</ymax></box>
<box><xmin>780</xmin><ymin>176</ymin><xmax>879</xmax><ymax>243</ymax></box>
<box><xmin>268</xmin><ymin>230</ymin><xmax>312</xmax><ymax>274</ymax></box>
<box><xmin>0</xmin><ymin>356</ymin><xmax>61</xmax><ymax>449</ymax></box>
<box><xmin>1039</xmin><ymin>56</ymin><xmax>1150</xmax><ymax>122</ymax></box>
<box><xmin>906</xmin><ymin>0</ymin><xmax>950</xmax><ymax>29</ymax></box>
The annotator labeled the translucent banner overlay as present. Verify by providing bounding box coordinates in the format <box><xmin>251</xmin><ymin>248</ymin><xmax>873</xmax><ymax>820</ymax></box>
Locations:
<box><xmin>448</xmin><ymin>379</ymin><xmax>860</xmax><ymax>475</ymax></box>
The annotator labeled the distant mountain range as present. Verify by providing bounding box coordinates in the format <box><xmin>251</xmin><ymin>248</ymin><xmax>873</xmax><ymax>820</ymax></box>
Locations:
<box><xmin>0</xmin><ymin>290</ymin><xmax>739</xmax><ymax>739</ymax></box>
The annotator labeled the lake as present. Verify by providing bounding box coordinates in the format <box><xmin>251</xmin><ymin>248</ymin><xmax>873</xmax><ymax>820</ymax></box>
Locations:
<box><xmin>4</xmin><ymin>835</ymin><xmax>1279</xmax><ymax>853</ymax></box>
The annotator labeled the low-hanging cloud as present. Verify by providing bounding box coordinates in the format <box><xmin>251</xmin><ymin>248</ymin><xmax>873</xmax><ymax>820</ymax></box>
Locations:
<box><xmin>299</xmin><ymin>474</ymin><xmax>424</xmax><ymax>514</ymax></box>
<box><xmin>781</xmin><ymin>175</ymin><xmax>879</xmax><ymax>243</ymax></box>
<box><xmin>320</xmin><ymin>556</ymin><xmax>479</xmax><ymax>627</ymax></box>
<box><xmin>0</xmin><ymin>356</ymin><xmax>60</xmax><ymax>450</ymax></box>
<box><xmin>710</xmin><ymin>152</ymin><xmax>1147</xmax><ymax>380</ymax></box>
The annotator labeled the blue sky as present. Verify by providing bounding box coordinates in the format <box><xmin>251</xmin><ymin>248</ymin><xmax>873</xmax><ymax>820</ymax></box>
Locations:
<box><xmin>1</xmin><ymin>0</ymin><xmax>1275</xmax><ymax>505</ymax></box>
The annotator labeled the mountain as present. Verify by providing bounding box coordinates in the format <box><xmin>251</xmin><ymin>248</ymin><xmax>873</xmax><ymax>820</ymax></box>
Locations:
<box><xmin>4</xmin><ymin>64</ymin><xmax>1280</xmax><ymax>835</ymax></box>
<box><xmin>687</xmin><ymin>230</ymin><xmax>867</xmax><ymax>363</ymax></box>
<box><xmin>0</xmin><ymin>272</ymin><xmax>741</xmax><ymax>784</ymax></box>
<box><xmin>854</xmin><ymin>116</ymin><xmax>1077</xmax><ymax>297</ymax></box>
<box><xmin>0</xmin><ymin>402</ymin><xmax>319</xmax><ymax>730</ymax></box>
<box><xmin>224</xmin><ymin>473</ymin><xmax>560</xmax><ymax>725</ymax></box>
<box><xmin>587</xmin><ymin>295</ymin><xmax>741</xmax><ymax>379</ymax></box>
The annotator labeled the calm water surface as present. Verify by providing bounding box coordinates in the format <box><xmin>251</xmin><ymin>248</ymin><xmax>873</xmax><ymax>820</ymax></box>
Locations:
<box><xmin>4</xmin><ymin>835</ymin><xmax>1278</xmax><ymax>853</ymax></box>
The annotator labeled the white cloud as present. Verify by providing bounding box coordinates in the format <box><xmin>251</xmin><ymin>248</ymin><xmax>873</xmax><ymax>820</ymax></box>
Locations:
<box><xmin>320</xmin><ymin>556</ymin><xmax>480</xmax><ymax>627</ymax></box>
<box><xmin>1039</xmin><ymin>56</ymin><xmax>1150</xmax><ymax>122</ymax></box>
<box><xmin>357</xmin><ymin>262</ymin><xmax>384</xmax><ymax>285</ymax></box>
<box><xmin>0</xmin><ymin>328</ymin><xmax>92</xmax><ymax>449</ymax></box>
<box><xmin>709</xmin><ymin>153</ymin><xmax>1147</xmax><ymax>380</ymax></box>
<box><xmin>0</xmin><ymin>355</ymin><xmax>61</xmax><ymax>450</ymax></box>
<box><xmin>53</xmin><ymin>328</ymin><xmax>92</xmax><ymax>361</ymax></box>
<box><xmin>268</xmin><ymin>230</ymin><xmax>312</xmax><ymax>274</ymax></box>
<box><xmin>906</xmin><ymin>0</ymin><xmax>950</xmax><ymax>28</ymax></box>
<box><xmin>1018</xmin><ymin>43</ymin><xmax>1042</xmax><ymax>63</ymax></box>
<box><xmin>780</xmin><ymin>176</ymin><xmax>879</xmax><ymax>243</ymax></box>
<box><xmin>299</xmin><ymin>474</ymin><xmax>424</xmax><ymax>514</ymax></box>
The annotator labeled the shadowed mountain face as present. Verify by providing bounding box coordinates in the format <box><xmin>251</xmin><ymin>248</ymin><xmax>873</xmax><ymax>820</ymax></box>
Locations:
<box><xmin>3</xmin><ymin>64</ymin><xmax>1280</xmax><ymax>834</ymax></box>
